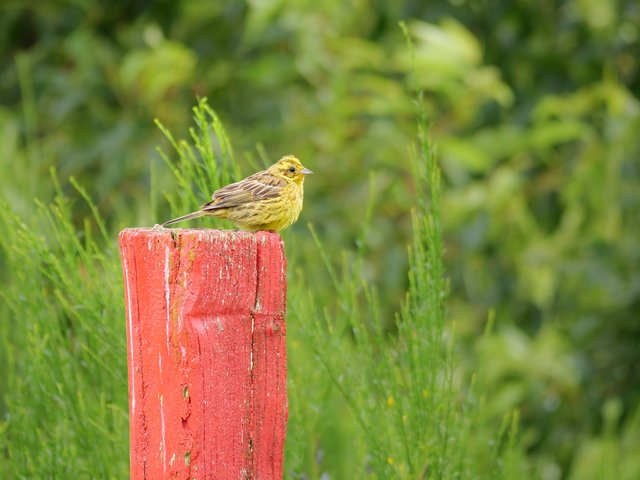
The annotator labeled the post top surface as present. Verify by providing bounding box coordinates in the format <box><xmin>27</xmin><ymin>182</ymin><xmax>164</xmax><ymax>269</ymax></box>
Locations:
<box><xmin>119</xmin><ymin>227</ymin><xmax>281</xmax><ymax>242</ymax></box>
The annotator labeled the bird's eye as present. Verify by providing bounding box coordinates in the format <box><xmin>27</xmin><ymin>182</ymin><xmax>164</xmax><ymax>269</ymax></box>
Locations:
<box><xmin>288</xmin><ymin>166</ymin><xmax>296</xmax><ymax>173</ymax></box>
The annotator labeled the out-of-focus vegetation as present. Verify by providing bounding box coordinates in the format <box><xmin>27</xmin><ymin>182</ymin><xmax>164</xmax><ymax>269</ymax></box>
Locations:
<box><xmin>1</xmin><ymin>0</ymin><xmax>639</xmax><ymax>478</ymax></box>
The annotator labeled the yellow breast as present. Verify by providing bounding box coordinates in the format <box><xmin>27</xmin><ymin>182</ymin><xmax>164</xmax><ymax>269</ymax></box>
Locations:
<box><xmin>229</xmin><ymin>182</ymin><xmax>304</xmax><ymax>232</ymax></box>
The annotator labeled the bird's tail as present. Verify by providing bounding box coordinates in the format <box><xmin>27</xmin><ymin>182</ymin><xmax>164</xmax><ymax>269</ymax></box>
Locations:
<box><xmin>162</xmin><ymin>210</ymin><xmax>205</xmax><ymax>227</ymax></box>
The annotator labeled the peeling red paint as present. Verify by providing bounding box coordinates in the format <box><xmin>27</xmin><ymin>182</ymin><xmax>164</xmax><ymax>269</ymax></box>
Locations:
<box><xmin>120</xmin><ymin>228</ymin><xmax>287</xmax><ymax>479</ymax></box>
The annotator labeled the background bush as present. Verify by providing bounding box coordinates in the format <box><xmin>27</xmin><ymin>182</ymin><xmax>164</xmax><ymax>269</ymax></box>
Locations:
<box><xmin>1</xmin><ymin>0</ymin><xmax>639</xmax><ymax>478</ymax></box>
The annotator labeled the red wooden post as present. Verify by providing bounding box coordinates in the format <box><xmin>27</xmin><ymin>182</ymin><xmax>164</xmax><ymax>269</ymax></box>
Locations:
<box><xmin>119</xmin><ymin>228</ymin><xmax>288</xmax><ymax>479</ymax></box>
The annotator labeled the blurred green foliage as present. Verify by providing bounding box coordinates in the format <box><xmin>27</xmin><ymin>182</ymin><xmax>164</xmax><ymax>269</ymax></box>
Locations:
<box><xmin>1</xmin><ymin>0</ymin><xmax>639</xmax><ymax>478</ymax></box>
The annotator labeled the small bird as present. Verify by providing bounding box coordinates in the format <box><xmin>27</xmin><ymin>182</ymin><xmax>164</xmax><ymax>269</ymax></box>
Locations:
<box><xmin>162</xmin><ymin>155</ymin><xmax>313</xmax><ymax>232</ymax></box>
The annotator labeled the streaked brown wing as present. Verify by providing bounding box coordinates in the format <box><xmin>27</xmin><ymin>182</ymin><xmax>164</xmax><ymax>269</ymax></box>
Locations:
<box><xmin>201</xmin><ymin>172</ymin><xmax>286</xmax><ymax>210</ymax></box>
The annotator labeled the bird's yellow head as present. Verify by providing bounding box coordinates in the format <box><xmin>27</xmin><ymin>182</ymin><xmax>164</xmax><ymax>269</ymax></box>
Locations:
<box><xmin>269</xmin><ymin>155</ymin><xmax>313</xmax><ymax>185</ymax></box>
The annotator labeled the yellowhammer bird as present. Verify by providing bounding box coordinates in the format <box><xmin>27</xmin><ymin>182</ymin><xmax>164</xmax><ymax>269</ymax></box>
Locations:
<box><xmin>162</xmin><ymin>155</ymin><xmax>313</xmax><ymax>232</ymax></box>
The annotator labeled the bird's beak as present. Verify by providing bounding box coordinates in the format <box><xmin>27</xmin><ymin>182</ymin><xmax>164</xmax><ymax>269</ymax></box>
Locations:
<box><xmin>301</xmin><ymin>167</ymin><xmax>313</xmax><ymax>175</ymax></box>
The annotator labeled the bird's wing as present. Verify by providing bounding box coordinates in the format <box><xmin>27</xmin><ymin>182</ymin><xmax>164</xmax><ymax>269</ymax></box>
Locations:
<box><xmin>201</xmin><ymin>172</ymin><xmax>287</xmax><ymax>210</ymax></box>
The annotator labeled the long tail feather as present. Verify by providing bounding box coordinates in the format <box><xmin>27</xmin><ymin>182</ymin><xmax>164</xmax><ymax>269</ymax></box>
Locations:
<box><xmin>162</xmin><ymin>210</ymin><xmax>205</xmax><ymax>227</ymax></box>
